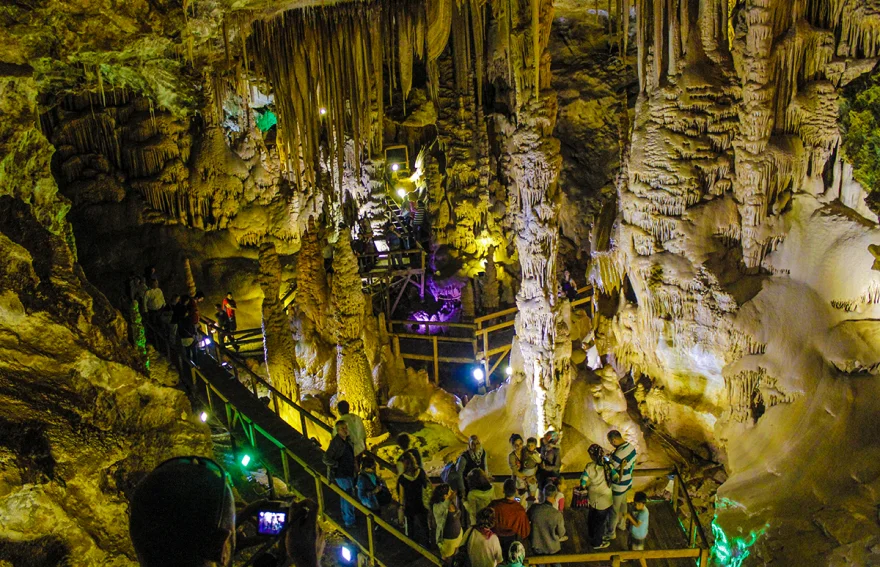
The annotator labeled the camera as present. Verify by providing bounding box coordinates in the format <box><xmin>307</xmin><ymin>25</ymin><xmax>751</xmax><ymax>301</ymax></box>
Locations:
<box><xmin>257</xmin><ymin>508</ymin><xmax>288</xmax><ymax>536</ymax></box>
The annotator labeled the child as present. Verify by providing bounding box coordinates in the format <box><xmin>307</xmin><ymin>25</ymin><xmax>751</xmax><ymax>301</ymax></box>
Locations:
<box><xmin>521</xmin><ymin>437</ymin><xmax>540</xmax><ymax>499</ymax></box>
<box><xmin>626</xmin><ymin>491</ymin><xmax>650</xmax><ymax>566</ymax></box>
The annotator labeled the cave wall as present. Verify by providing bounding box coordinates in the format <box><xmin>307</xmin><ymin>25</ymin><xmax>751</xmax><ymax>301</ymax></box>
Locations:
<box><xmin>601</xmin><ymin>0</ymin><xmax>880</xmax><ymax>561</ymax></box>
<box><xmin>0</xmin><ymin>72</ymin><xmax>211</xmax><ymax>565</ymax></box>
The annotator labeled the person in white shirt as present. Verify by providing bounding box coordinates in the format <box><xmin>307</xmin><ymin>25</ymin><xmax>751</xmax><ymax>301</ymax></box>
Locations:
<box><xmin>579</xmin><ymin>444</ymin><xmax>613</xmax><ymax>549</ymax></box>
<box><xmin>143</xmin><ymin>279</ymin><xmax>166</xmax><ymax>332</ymax></box>
<box><xmin>337</xmin><ymin>400</ymin><xmax>367</xmax><ymax>458</ymax></box>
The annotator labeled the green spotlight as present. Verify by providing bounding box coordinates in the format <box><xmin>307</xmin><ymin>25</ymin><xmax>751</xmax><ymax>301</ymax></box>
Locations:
<box><xmin>241</xmin><ymin>454</ymin><xmax>251</xmax><ymax>467</ymax></box>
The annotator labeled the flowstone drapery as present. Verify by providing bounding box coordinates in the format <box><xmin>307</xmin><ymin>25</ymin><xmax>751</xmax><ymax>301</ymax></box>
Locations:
<box><xmin>258</xmin><ymin>241</ymin><xmax>300</xmax><ymax>422</ymax></box>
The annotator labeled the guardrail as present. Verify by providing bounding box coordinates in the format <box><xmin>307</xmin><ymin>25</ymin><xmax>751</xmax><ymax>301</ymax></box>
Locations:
<box><xmin>195</xmin><ymin>318</ymin><xmax>399</xmax><ymax>474</ymax></box>
<box><xmin>145</xmin><ymin>319</ymin><xmax>708</xmax><ymax>567</ymax></box>
<box><xmin>146</xmin><ymin>320</ymin><xmax>440</xmax><ymax>567</ymax></box>
<box><xmin>387</xmin><ymin>285</ymin><xmax>595</xmax><ymax>385</ymax></box>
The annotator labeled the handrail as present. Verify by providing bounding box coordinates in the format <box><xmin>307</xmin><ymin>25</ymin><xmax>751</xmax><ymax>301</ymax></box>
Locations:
<box><xmin>198</xmin><ymin>319</ymin><xmax>399</xmax><ymax>474</ymax></box>
<box><xmin>144</xmin><ymin>320</ymin><xmax>441</xmax><ymax>567</ymax></box>
<box><xmin>187</xmin><ymin>365</ymin><xmax>442</xmax><ymax>567</ymax></box>
<box><xmin>677</xmin><ymin>465</ymin><xmax>711</xmax><ymax>549</ymax></box>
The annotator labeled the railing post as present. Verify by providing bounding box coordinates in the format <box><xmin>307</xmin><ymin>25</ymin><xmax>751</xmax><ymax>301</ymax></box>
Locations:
<box><xmin>432</xmin><ymin>336</ymin><xmax>439</xmax><ymax>385</ymax></box>
<box><xmin>482</xmin><ymin>331</ymin><xmax>490</xmax><ymax>387</ymax></box>
<box><xmin>367</xmin><ymin>515</ymin><xmax>376</xmax><ymax>566</ymax></box>
<box><xmin>281</xmin><ymin>450</ymin><xmax>290</xmax><ymax>484</ymax></box>
<box><xmin>700</xmin><ymin>548</ymin><xmax>710</xmax><ymax>566</ymax></box>
<box><xmin>300</xmin><ymin>410</ymin><xmax>309</xmax><ymax>438</ymax></box>
<box><xmin>690</xmin><ymin>516</ymin><xmax>698</xmax><ymax>547</ymax></box>
<box><xmin>273</xmin><ymin>394</ymin><xmax>280</xmax><ymax>416</ymax></box>
<box><xmin>612</xmin><ymin>555</ymin><xmax>621</xmax><ymax>567</ymax></box>
<box><xmin>315</xmin><ymin>475</ymin><xmax>325</xmax><ymax>520</ymax></box>
<box><xmin>672</xmin><ymin>471</ymin><xmax>680</xmax><ymax>512</ymax></box>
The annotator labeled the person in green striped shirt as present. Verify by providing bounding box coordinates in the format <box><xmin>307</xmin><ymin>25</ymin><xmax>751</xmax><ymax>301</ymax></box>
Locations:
<box><xmin>605</xmin><ymin>430</ymin><xmax>636</xmax><ymax>541</ymax></box>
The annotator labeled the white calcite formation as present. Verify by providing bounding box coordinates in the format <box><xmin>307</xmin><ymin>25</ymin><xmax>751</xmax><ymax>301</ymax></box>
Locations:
<box><xmin>597</xmin><ymin>0</ymin><xmax>880</xmax><ymax>561</ymax></box>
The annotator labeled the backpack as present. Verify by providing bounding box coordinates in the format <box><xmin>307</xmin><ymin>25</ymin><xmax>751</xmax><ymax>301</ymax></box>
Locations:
<box><xmin>440</xmin><ymin>462</ymin><xmax>458</xmax><ymax>484</ymax></box>
<box><xmin>452</xmin><ymin>528</ymin><xmax>475</xmax><ymax>567</ymax></box>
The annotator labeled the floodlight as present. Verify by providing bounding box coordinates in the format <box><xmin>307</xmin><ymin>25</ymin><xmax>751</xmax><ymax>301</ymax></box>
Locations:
<box><xmin>199</xmin><ymin>411</ymin><xmax>209</xmax><ymax>422</ymax></box>
<box><xmin>396</xmin><ymin>187</ymin><xmax>406</xmax><ymax>198</ymax></box>
<box><xmin>473</xmin><ymin>368</ymin><xmax>485</xmax><ymax>383</ymax></box>
<box><xmin>241</xmin><ymin>454</ymin><xmax>251</xmax><ymax>467</ymax></box>
<box><xmin>391</xmin><ymin>163</ymin><xmax>399</xmax><ymax>172</ymax></box>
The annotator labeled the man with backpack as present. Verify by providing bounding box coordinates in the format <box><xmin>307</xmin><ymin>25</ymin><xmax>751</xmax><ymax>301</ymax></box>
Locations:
<box><xmin>454</xmin><ymin>436</ymin><xmax>489</xmax><ymax>497</ymax></box>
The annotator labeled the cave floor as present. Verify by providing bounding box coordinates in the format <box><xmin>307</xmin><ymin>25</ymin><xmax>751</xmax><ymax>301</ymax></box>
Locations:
<box><xmin>562</xmin><ymin>501</ymin><xmax>696</xmax><ymax>565</ymax></box>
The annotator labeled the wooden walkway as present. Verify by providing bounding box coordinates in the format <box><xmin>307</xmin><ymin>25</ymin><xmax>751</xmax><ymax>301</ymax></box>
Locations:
<box><xmin>562</xmin><ymin>502</ymin><xmax>694</xmax><ymax>566</ymax></box>
<box><xmin>181</xmin><ymin>350</ymin><xmax>440</xmax><ymax>567</ymax></box>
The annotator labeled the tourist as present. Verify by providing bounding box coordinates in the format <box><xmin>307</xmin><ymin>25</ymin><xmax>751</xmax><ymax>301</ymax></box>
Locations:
<box><xmin>430</xmin><ymin>484</ymin><xmax>463</xmax><ymax>565</ymax></box>
<box><xmin>560</xmin><ymin>269</ymin><xmax>578</xmax><ymax>300</ymax></box>
<box><xmin>538</xmin><ymin>431</ymin><xmax>561</xmax><ymax>489</ymax></box>
<box><xmin>143</xmin><ymin>279</ymin><xmax>166</xmax><ymax>330</ymax></box>
<box><xmin>455</xmin><ymin>435</ymin><xmax>488</xmax><ymax>496</ymax></box>
<box><xmin>521</xmin><ymin>437</ymin><xmax>540</xmax><ymax>499</ymax></box>
<box><xmin>606</xmin><ymin>430</ymin><xmax>637</xmax><ymax>540</ymax></box>
<box><xmin>490</xmin><ymin>479</ymin><xmax>530</xmax><ymax>560</ymax></box>
<box><xmin>397</xmin><ymin>452</ymin><xmax>430</xmax><ymax>545</ymax></box>
<box><xmin>579</xmin><ymin>444</ymin><xmax>613</xmax><ymax>549</ymax></box>
<box><xmin>213</xmin><ymin>303</ymin><xmax>229</xmax><ymax>347</ymax></box>
<box><xmin>129</xmin><ymin>456</ymin><xmax>324</xmax><ymax>567</ymax></box>
<box><xmin>500</xmin><ymin>541</ymin><xmax>526</xmax><ymax>567</ymax></box>
<box><xmin>221</xmin><ymin>291</ymin><xmax>239</xmax><ymax>350</ymax></box>
<box><xmin>323</xmin><ymin>420</ymin><xmax>357</xmax><ymax>528</ymax></box>
<box><xmin>626</xmin><ymin>491</ymin><xmax>650</xmax><ymax>565</ymax></box>
<box><xmin>508</xmin><ymin>434</ymin><xmax>527</xmax><ymax>494</ymax></box>
<box><xmin>356</xmin><ymin>455</ymin><xmax>390</xmax><ymax>517</ymax></box>
<box><xmin>337</xmin><ymin>400</ymin><xmax>367</xmax><ymax>459</ymax></box>
<box><xmin>546</xmin><ymin>478</ymin><xmax>565</xmax><ymax>512</ymax></box>
<box><xmin>463</xmin><ymin>469</ymin><xmax>495</xmax><ymax>527</ymax></box>
<box><xmin>396</xmin><ymin>433</ymin><xmax>423</xmax><ymax>473</ymax></box>
<box><xmin>464</xmin><ymin>508</ymin><xmax>503</xmax><ymax>567</ymax></box>
<box><xmin>528</xmin><ymin>484</ymin><xmax>567</xmax><ymax>566</ymax></box>
<box><xmin>130</xmin><ymin>275</ymin><xmax>148</xmax><ymax>310</ymax></box>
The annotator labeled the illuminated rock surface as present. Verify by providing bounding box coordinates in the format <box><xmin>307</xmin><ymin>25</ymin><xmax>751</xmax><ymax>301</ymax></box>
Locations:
<box><xmin>1</xmin><ymin>0</ymin><xmax>880</xmax><ymax>564</ymax></box>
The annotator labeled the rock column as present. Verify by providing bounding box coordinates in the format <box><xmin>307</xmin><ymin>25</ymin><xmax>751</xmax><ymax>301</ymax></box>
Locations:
<box><xmin>494</xmin><ymin>0</ymin><xmax>570</xmax><ymax>436</ymax></box>
<box><xmin>258</xmin><ymin>241</ymin><xmax>301</xmax><ymax>422</ymax></box>
<box><xmin>329</xmin><ymin>231</ymin><xmax>380</xmax><ymax>436</ymax></box>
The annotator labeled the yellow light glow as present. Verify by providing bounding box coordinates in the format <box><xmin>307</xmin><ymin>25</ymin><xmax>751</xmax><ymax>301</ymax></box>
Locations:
<box><xmin>319</xmin><ymin>107</ymin><xmax>327</xmax><ymax>115</ymax></box>
<box><xmin>391</xmin><ymin>163</ymin><xmax>400</xmax><ymax>172</ymax></box>
<box><xmin>396</xmin><ymin>187</ymin><xmax>406</xmax><ymax>198</ymax></box>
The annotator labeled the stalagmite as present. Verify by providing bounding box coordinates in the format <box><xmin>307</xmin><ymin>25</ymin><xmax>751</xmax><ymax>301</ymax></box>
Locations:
<box><xmin>258</xmin><ymin>242</ymin><xmax>301</xmax><ymax>424</ymax></box>
<box><xmin>329</xmin><ymin>232</ymin><xmax>381</xmax><ymax>436</ymax></box>
<box><xmin>492</xmin><ymin>0</ymin><xmax>570</xmax><ymax>436</ymax></box>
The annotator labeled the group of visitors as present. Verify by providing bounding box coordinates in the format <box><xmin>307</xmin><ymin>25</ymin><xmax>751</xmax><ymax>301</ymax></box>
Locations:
<box><xmin>322</xmin><ymin>423</ymin><xmax>645</xmax><ymax>567</ymax></box>
<box><xmin>127</xmin><ymin>267</ymin><xmax>240</xmax><ymax>362</ymax></box>
<box><xmin>578</xmin><ymin>430</ymin><xmax>644</xmax><ymax>557</ymax></box>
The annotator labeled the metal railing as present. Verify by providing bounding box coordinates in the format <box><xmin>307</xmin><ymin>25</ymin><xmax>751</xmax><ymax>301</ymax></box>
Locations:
<box><xmin>145</xmin><ymin>320</ymin><xmax>708</xmax><ymax>566</ymax></box>
<box><xmin>387</xmin><ymin>285</ymin><xmax>595</xmax><ymax>385</ymax></box>
<box><xmin>146</xmin><ymin>321</ymin><xmax>440</xmax><ymax>567</ymax></box>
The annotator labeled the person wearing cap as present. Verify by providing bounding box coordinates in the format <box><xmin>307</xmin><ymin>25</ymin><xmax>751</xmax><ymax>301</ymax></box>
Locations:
<box><xmin>129</xmin><ymin>455</ymin><xmax>324</xmax><ymax>567</ymax></box>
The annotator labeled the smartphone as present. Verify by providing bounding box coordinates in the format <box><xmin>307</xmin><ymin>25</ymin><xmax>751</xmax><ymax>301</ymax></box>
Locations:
<box><xmin>257</xmin><ymin>509</ymin><xmax>288</xmax><ymax>536</ymax></box>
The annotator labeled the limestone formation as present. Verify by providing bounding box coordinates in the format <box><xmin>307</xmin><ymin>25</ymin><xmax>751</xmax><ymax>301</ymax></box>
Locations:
<box><xmin>329</xmin><ymin>232</ymin><xmax>381</xmax><ymax>436</ymax></box>
<box><xmin>258</xmin><ymin>241</ymin><xmax>301</xmax><ymax>419</ymax></box>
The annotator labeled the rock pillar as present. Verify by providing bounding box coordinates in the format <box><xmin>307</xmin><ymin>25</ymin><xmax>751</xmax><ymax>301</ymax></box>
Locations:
<box><xmin>329</xmin><ymin>231</ymin><xmax>380</xmax><ymax>436</ymax></box>
<box><xmin>493</xmin><ymin>0</ymin><xmax>570</xmax><ymax>436</ymax></box>
<box><xmin>258</xmin><ymin>242</ymin><xmax>300</xmax><ymax>421</ymax></box>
